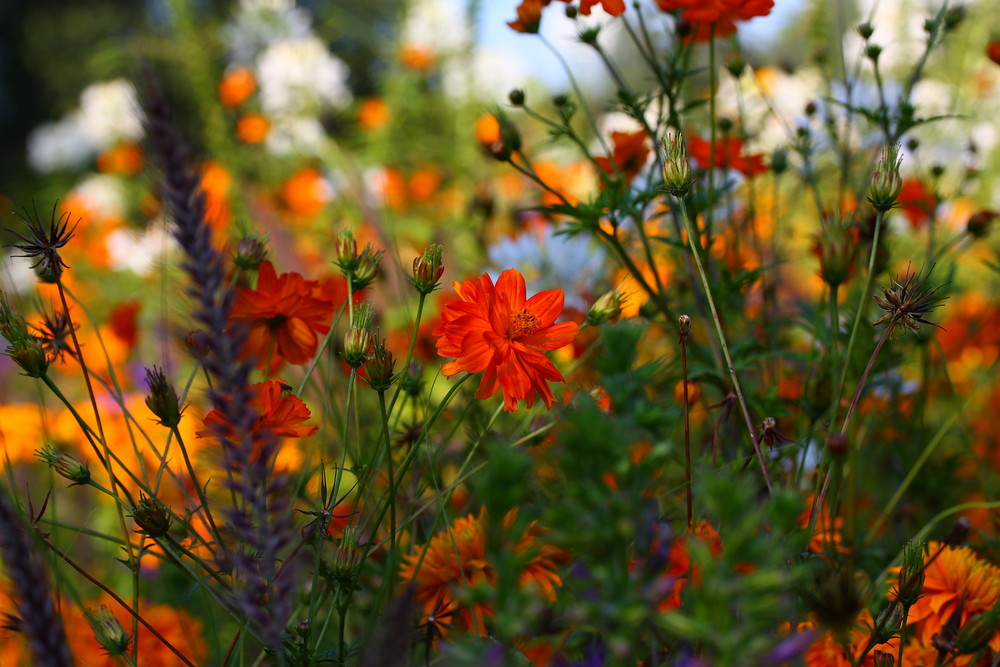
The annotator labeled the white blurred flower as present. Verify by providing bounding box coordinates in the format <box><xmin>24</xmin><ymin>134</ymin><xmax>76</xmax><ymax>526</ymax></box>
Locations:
<box><xmin>105</xmin><ymin>223</ymin><xmax>175</xmax><ymax>276</ymax></box>
<box><xmin>257</xmin><ymin>37</ymin><xmax>352</xmax><ymax>116</ymax></box>
<box><xmin>225</xmin><ymin>0</ymin><xmax>313</xmax><ymax>64</ymax></box>
<box><xmin>487</xmin><ymin>223</ymin><xmax>607</xmax><ymax>312</ymax></box>
<box><xmin>26</xmin><ymin>116</ymin><xmax>92</xmax><ymax>173</ymax></box>
<box><xmin>77</xmin><ymin>79</ymin><xmax>143</xmax><ymax>150</ymax></box>
<box><xmin>0</xmin><ymin>254</ymin><xmax>39</xmax><ymax>295</ymax></box>
<box><xmin>442</xmin><ymin>47</ymin><xmax>528</xmax><ymax>102</ymax></box>
<box><xmin>264</xmin><ymin>116</ymin><xmax>327</xmax><ymax>156</ymax></box>
<box><xmin>71</xmin><ymin>175</ymin><xmax>127</xmax><ymax>222</ymax></box>
<box><xmin>402</xmin><ymin>0</ymin><xmax>471</xmax><ymax>56</ymax></box>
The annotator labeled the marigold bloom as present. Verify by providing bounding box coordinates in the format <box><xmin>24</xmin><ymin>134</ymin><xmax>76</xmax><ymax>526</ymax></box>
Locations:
<box><xmin>218</xmin><ymin>67</ymin><xmax>256</xmax><ymax>107</ymax></box>
<box><xmin>434</xmin><ymin>269</ymin><xmax>579</xmax><ymax>412</ymax></box>
<box><xmin>594</xmin><ymin>130</ymin><xmax>651</xmax><ymax>187</ymax></box>
<box><xmin>235</xmin><ymin>114</ymin><xmax>270</xmax><ymax>144</ymax></box>
<box><xmin>357</xmin><ymin>97</ymin><xmax>390</xmax><ymax>131</ymax></box>
<box><xmin>198</xmin><ymin>378</ymin><xmax>318</xmax><ymax>442</ymax></box>
<box><xmin>230</xmin><ymin>261</ymin><xmax>335</xmax><ymax>367</ymax></box>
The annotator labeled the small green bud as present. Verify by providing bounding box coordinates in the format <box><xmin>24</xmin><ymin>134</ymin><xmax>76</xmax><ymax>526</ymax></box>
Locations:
<box><xmin>508</xmin><ymin>89</ymin><xmax>525</xmax><ymax>106</ymax></box>
<box><xmin>897</xmin><ymin>540</ymin><xmax>926</xmax><ymax>606</ymax></box>
<box><xmin>587</xmin><ymin>284</ymin><xmax>628</xmax><ymax>326</ymax></box>
<box><xmin>410</xmin><ymin>244</ymin><xmax>444</xmax><ymax>295</ymax></box>
<box><xmin>857</xmin><ymin>22</ymin><xmax>874</xmax><ymax>39</ymax></box>
<box><xmin>353</xmin><ymin>244</ymin><xmax>383</xmax><ymax>290</ymax></box>
<box><xmin>660</xmin><ymin>133</ymin><xmax>693</xmax><ymax>196</ymax></box>
<box><xmin>86</xmin><ymin>605</ymin><xmax>131</xmax><ymax>656</ymax></box>
<box><xmin>7</xmin><ymin>337</ymin><xmax>49</xmax><ymax>378</ymax></box>
<box><xmin>868</xmin><ymin>144</ymin><xmax>903</xmax><ymax>212</ymax></box>
<box><xmin>364</xmin><ymin>336</ymin><xmax>397</xmax><ymax>391</ymax></box>
<box><xmin>232</xmin><ymin>234</ymin><xmax>269</xmax><ymax>271</ymax></box>
<box><xmin>344</xmin><ymin>302</ymin><xmax>375</xmax><ymax>368</ymax></box>
<box><xmin>144</xmin><ymin>366</ymin><xmax>184</xmax><ymax>428</ymax></box>
<box><xmin>335</xmin><ymin>230</ymin><xmax>359</xmax><ymax>273</ymax></box>
<box><xmin>36</xmin><ymin>446</ymin><xmax>91</xmax><ymax>485</ymax></box>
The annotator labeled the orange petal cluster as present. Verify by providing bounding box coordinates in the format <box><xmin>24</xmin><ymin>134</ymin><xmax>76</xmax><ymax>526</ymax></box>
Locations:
<box><xmin>229</xmin><ymin>261</ymin><xmax>335</xmax><ymax>367</ymax></box>
<box><xmin>198</xmin><ymin>378</ymin><xmax>318</xmax><ymax>442</ymax></box>
<box><xmin>434</xmin><ymin>269</ymin><xmax>578</xmax><ymax>412</ymax></box>
<box><xmin>594</xmin><ymin>130</ymin><xmax>651</xmax><ymax>187</ymax></box>
<box><xmin>657</xmin><ymin>0</ymin><xmax>773</xmax><ymax>40</ymax></box>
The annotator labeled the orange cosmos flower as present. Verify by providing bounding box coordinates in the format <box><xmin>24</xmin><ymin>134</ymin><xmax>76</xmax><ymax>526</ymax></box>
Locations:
<box><xmin>357</xmin><ymin>97</ymin><xmax>390</xmax><ymax>131</ymax></box>
<box><xmin>658</xmin><ymin>0</ymin><xmax>773</xmax><ymax>40</ymax></box>
<box><xmin>96</xmin><ymin>142</ymin><xmax>143</xmax><ymax>175</ymax></box>
<box><xmin>579</xmin><ymin>0</ymin><xmax>626</xmax><ymax>16</ymax></box>
<box><xmin>594</xmin><ymin>130</ymin><xmax>651</xmax><ymax>187</ymax></box>
<box><xmin>687</xmin><ymin>133</ymin><xmax>766</xmax><ymax>176</ymax></box>
<box><xmin>198</xmin><ymin>378</ymin><xmax>317</xmax><ymax>442</ymax></box>
<box><xmin>901</xmin><ymin>542</ymin><xmax>1000</xmax><ymax>640</ymax></box>
<box><xmin>230</xmin><ymin>261</ymin><xmax>335</xmax><ymax>367</ymax></box>
<box><xmin>988</xmin><ymin>40</ymin><xmax>1000</xmax><ymax>66</ymax></box>
<box><xmin>280</xmin><ymin>167</ymin><xmax>331</xmax><ymax>217</ymax></box>
<box><xmin>434</xmin><ymin>269</ymin><xmax>579</xmax><ymax>412</ymax></box>
<box><xmin>399</xmin><ymin>509</ymin><xmax>562</xmax><ymax>637</ymax></box>
<box><xmin>897</xmin><ymin>178</ymin><xmax>936</xmax><ymax>229</ymax></box>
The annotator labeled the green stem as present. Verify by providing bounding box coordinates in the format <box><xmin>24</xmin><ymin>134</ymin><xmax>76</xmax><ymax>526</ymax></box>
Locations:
<box><xmin>377</xmin><ymin>390</ymin><xmax>397</xmax><ymax>563</ymax></box>
<box><xmin>677</xmin><ymin>199</ymin><xmax>772</xmax><ymax>493</ymax></box>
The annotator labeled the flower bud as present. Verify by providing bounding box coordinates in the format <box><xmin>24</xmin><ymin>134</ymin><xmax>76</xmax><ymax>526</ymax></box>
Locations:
<box><xmin>868</xmin><ymin>144</ymin><xmax>903</xmax><ymax>211</ymax></box>
<box><xmin>813</xmin><ymin>222</ymin><xmax>858</xmax><ymax>287</ymax></box>
<box><xmin>896</xmin><ymin>540</ymin><xmax>926</xmax><ymax>606</ymax></box>
<box><xmin>857</xmin><ymin>22</ymin><xmax>874</xmax><ymax>39</ymax></box>
<box><xmin>958</xmin><ymin>606</ymin><xmax>1000</xmax><ymax>653</ymax></box>
<box><xmin>36</xmin><ymin>446</ymin><xmax>90</xmax><ymax>485</ymax></box>
<box><xmin>865</xmin><ymin>44</ymin><xmax>882</xmax><ymax>62</ymax></box>
<box><xmin>144</xmin><ymin>366</ymin><xmax>184</xmax><ymax>428</ymax></box>
<box><xmin>508</xmin><ymin>89</ymin><xmax>525</xmax><ymax>106</ymax></box>
<box><xmin>660</xmin><ymin>133</ymin><xmax>693</xmax><ymax>196</ymax></box>
<box><xmin>941</xmin><ymin>517</ymin><xmax>970</xmax><ymax>547</ymax></box>
<box><xmin>353</xmin><ymin>244</ymin><xmax>383</xmax><ymax>290</ymax></box>
<box><xmin>331</xmin><ymin>525</ymin><xmax>363</xmax><ymax>583</ymax></box>
<box><xmin>86</xmin><ymin>606</ymin><xmax>130</xmax><ymax>656</ymax></box>
<box><xmin>7</xmin><ymin>337</ymin><xmax>49</xmax><ymax>378</ymax></box>
<box><xmin>232</xmin><ymin>234</ymin><xmax>268</xmax><ymax>271</ymax></box>
<box><xmin>410</xmin><ymin>244</ymin><xmax>444</xmax><ymax>295</ymax></box>
<box><xmin>184</xmin><ymin>330</ymin><xmax>212</xmax><ymax>360</ymax></box>
<box><xmin>364</xmin><ymin>337</ymin><xmax>397</xmax><ymax>391</ymax></box>
<box><xmin>678</xmin><ymin>314</ymin><xmax>692</xmax><ymax>337</ymax></box>
<box><xmin>943</xmin><ymin>6</ymin><xmax>965</xmax><ymax>31</ymax></box>
<box><xmin>0</xmin><ymin>296</ymin><xmax>29</xmax><ymax>344</ymax></box>
<box><xmin>873</xmin><ymin>604</ymin><xmax>904</xmax><ymax>643</ymax></box>
<box><xmin>965</xmin><ymin>209</ymin><xmax>997</xmax><ymax>238</ymax></box>
<box><xmin>344</xmin><ymin>302</ymin><xmax>375</xmax><ymax>368</ymax></box>
<box><xmin>130</xmin><ymin>494</ymin><xmax>172</xmax><ymax>537</ymax></box>
<box><xmin>828</xmin><ymin>433</ymin><xmax>850</xmax><ymax>458</ymax></box>
<box><xmin>587</xmin><ymin>285</ymin><xmax>628</xmax><ymax>325</ymax></box>
<box><xmin>872</xmin><ymin>650</ymin><xmax>894</xmax><ymax>667</ymax></box>
<box><xmin>335</xmin><ymin>230</ymin><xmax>359</xmax><ymax>273</ymax></box>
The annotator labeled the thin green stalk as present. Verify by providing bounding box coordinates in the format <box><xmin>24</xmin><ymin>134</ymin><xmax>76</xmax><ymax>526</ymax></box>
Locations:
<box><xmin>377</xmin><ymin>390</ymin><xmax>397</xmax><ymax>560</ymax></box>
<box><xmin>538</xmin><ymin>33</ymin><xmax>611</xmax><ymax>158</ymax></box>
<box><xmin>706</xmin><ymin>25</ymin><xmax>717</xmax><ymax>239</ymax></box>
<box><xmin>677</xmin><ymin>199</ymin><xmax>772</xmax><ymax>493</ymax></box>
<box><xmin>172</xmin><ymin>426</ymin><xmax>225</xmax><ymax>549</ymax></box>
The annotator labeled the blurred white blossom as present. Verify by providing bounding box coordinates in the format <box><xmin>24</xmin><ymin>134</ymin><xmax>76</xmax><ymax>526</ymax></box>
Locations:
<box><xmin>70</xmin><ymin>175</ymin><xmax>127</xmax><ymax>222</ymax></box>
<box><xmin>402</xmin><ymin>0</ymin><xmax>471</xmax><ymax>56</ymax></box>
<box><xmin>264</xmin><ymin>116</ymin><xmax>327</xmax><ymax>156</ymax></box>
<box><xmin>257</xmin><ymin>37</ymin><xmax>352</xmax><ymax>116</ymax></box>
<box><xmin>77</xmin><ymin>79</ymin><xmax>143</xmax><ymax>150</ymax></box>
<box><xmin>26</xmin><ymin>117</ymin><xmax>91</xmax><ymax>173</ymax></box>
<box><xmin>225</xmin><ymin>0</ymin><xmax>312</xmax><ymax>64</ymax></box>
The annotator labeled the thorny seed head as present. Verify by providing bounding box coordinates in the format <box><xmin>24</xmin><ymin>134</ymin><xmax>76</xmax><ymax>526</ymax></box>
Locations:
<box><xmin>5</xmin><ymin>203</ymin><xmax>78</xmax><ymax>283</ymax></box>
<box><xmin>34</xmin><ymin>308</ymin><xmax>77</xmax><ymax>362</ymax></box>
<box><xmin>872</xmin><ymin>266</ymin><xmax>948</xmax><ymax>337</ymax></box>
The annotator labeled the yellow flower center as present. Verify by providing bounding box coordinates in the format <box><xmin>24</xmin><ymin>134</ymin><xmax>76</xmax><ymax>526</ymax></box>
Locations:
<box><xmin>509</xmin><ymin>309</ymin><xmax>539</xmax><ymax>338</ymax></box>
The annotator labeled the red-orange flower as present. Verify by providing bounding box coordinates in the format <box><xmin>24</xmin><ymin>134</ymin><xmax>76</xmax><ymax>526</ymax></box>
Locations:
<box><xmin>229</xmin><ymin>261</ymin><xmax>335</xmax><ymax>367</ymax></box>
<box><xmin>594</xmin><ymin>130</ymin><xmax>651</xmax><ymax>187</ymax></box>
<box><xmin>579</xmin><ymin>0</ymin><xmax>626</xmax><ymax>15</ymax></box>
<box><xmin>658</xmin><ymin>0</ymin><xmax>773</xmax><ymax>40</ymax></box>
<box><xmin>434</xmin><ymin>269</ymin><xmax>579</xmax><ymax>412</ymax></box>
<box><xmin>988</xmin><ymin>40</ymin><xmax>1000</xmax><ymax>66</ymax></box>
<box><xmin>897</xmin><ymin>178</ymin><xmax>936</xmax><ymax>229</ymax></box>
<box><xmin>198</xmin><ymin>378</ymin><xmax>317</xmax><ymax>442</ymax></box>
<box><xmin>507</xmin><ymin>0</ymin><xmax>571</xmax><ymax>33</ymax></box>
<box><xmin>687</xmin><ymin>133</ymin><xmax>767</xmax><ymax>176</ymax></box>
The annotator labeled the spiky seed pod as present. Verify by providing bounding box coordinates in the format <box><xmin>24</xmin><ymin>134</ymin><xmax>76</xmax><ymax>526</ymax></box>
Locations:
<box><xmin>5</xmin><ymin>204</ymin><xmax>77</xmax><ymax>283</ymax></box>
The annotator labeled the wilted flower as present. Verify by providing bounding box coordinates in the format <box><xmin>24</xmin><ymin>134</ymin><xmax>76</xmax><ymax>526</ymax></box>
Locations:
<box><xmin>6</xmin><ymin>205</ymin><xmax>77</xmax><ymax>283</ymax></box>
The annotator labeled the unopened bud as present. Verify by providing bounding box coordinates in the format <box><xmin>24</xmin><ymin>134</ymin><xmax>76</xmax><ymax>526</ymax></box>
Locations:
<box><xmin>7</xmin><ymin>337</ymin><xmax>49</xmax><ymax>378</ymax></box>
<box><xmin>353</xmin><ymin>244</ymin><xmax>383</xmax><ymax>290</ymax></box>
<box><xmin>410</xmin><ymin>244</ymin><xmax>444</xmax><ymax>294</ymax></box>
<box><xmin>865</xmin><ymin>44</ymin><xmax>882</xmax><ymax>62</ymax></box>
<box><xmin>335</xmin><ymin>230</ymin><xmax>359</xmax><ymax>273</ymax></box>
<box><xmin>232</xmin><ymin>234</ymin><xmax>268</xmax><ymax>271</ymax></box>
<box><xmin>678</xmin><ymin>314</ymin><xmax>692</xmax><ymax>336</ymax></box>
<box><xmin>332</xmin><ymin>525</ymin><xmax>363</xmax><ymax>582</ymax></box>
<box><xmin>958</xmin><ymin>606</ymin><xmax>1000</xmax><ymax>653</ymax></box>
<box><xmin>587</xmin><ymin>285</ymin><xmax>627</xmax><ymax>325</ymax></box>
<box><xmin>184</xmin><ymin>330</ymin><xmax>212</xmax><ymax>360</ymax></box>
<box><xmin>364</xmin><ymin>337</ymin><xmax>397</xmax><ymax>391</ymax></box>
<box><xmin>508</xmin><ymin>89</ymin><xmax>525</xmax><ymax>106</ymax></box>
<box><xmin>872</xmin><ymin>650</ymin><xmax>894</xmax><ymax>667</ymax></box>
<box><xmin>144</xmin><ymin>366</ymin><xmax>183</xmax><ymax>428</ymax></box>
<box><xmin>897</xmin><ymin>540</ymin><xmax>926</xmax><ymax>606</ymax></box>
<box><xmin>660</xmin><ymin>133</ymin><xmax>692</xmax><ymax>196</ymax></box>
<box><xmin>36</xmin><ymin>446</ymin><xmax>90</xmax><ymax>485</ymax></box>
<box><xmin>813</xmin><ymin>222</ymin><xmax>858</xmax><ymax>287</ymax></box>
<box><xmin>941</xmin><ymin>517</ymin><xmax>970</xmax><ymax>547</ymax></box>
<box><xmin>966</xmin><ymin>210</ymin><xmax>997</xmax><ymax>238</ymax></box>
<box><xmin>86</xmin><ymin>606</ymin><xmax>130</xmax><ymax>656</ymax></box>
<box><xmin>344</xmin><ymin>302</ymin><xmax>375</xmax><ymax>368</ymax></box>
<box><xmin>857</xmin><ymin>22</ymin><xmax>874</xmax><ymax>39</ymax></box>
<box><xmin>868</xmin><ymin>144</ymin><xmax>903</xmax><ymax>211</ymax></box>
<box><xmin>828</xmin><ymin>433</ymin><xmax>850</xmax><ymax>458</ymax></box>
<box><xmin>130</xmin><ymin>494</ymin><xmax>172</xmax><ymax>537</ymax></box>
<box><xmin>943</xmin><ymin>6</ymin><xmax>965</xmax><ymax>31</ymax></box>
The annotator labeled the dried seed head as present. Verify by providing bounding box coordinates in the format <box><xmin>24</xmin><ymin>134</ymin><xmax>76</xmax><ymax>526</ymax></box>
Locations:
<box><xmin>872</xmin><ymin>265</ymin><xmax>948</xmax><ymax>337</ymax></box>
<box><xmin>34</xmin><ymin>309</ymin><xmax>77</xmax><ymax>363</ymax></box>
<box><xmin>6</xmin><ymin>204</ymin><xmax>78</xmax><ymax>283</ymax></box>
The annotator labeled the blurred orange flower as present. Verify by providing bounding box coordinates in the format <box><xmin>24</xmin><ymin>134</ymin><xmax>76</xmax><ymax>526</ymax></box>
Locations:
<box><xmin>358</xmin><ymin>97</ymin><xmax>390</xmax><ymax>131</ymax></box>
<box><xmin>897</xmin><ymin>178</ymin><xmax>936</xmax><ymax>229</ymax></box>
<box><xmin>218</xmin><ymin>67</ymin><xmax>256</xmax><ymax>107</ymax></box>
<box><xmin>687</xmin><ymin>133</ymin><xmax>766</xmax><ymax>176</ymax></box>
<box><xmin>657</xmin><ymin>0</ymin><xmax>773</xmax><ymax>40</ymax></box>
<box><xmin>594</xmin><ymin>130</ymin><xmax>650</xmax><ymax>187</ymax></box>
<box><xmin>988</xmin><ymin>40</ymin><xmax>1000</xmax><ymax>66</ymax></box>
<box><xmin>230</xmin><ymin>261</ymin><xmax>335</xmax><ymax>367</ymax></box>
<box><xmin>434</xmin><ymin>269</ymin><xmax>579</xmax><ymax>412</ymax></box>
<box><xmin>280</xmin><ymin>167</ymin><xmax>331</xmax><ymax>217</ymax></box>
<box><xmin>579</xmin><ymin>0</ymin><xmax>626</xmax><ymax>16</ymax></box>
<box><xmin>399</xmin><ymin>44</ymin><xmax>436</xmax><ymax>69</ymax></box>
<box><xmin>399</xmin><ymin>509</ymin><xmax>562</xmax><ymax>637</ymax></box>
<box><xmin>96</xmin><ymin>142</ymin><xmax>143</xmax><ymax>175</ymax></box>
<box><xmin>198</xmin><ymin>378</ymin><xmax>317</xmax><ymax>442</ymax></box>
<box><xmin>236</xmin><ymin>114</ymin><xmax>270</xmax><ymax>144</ymax></box>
